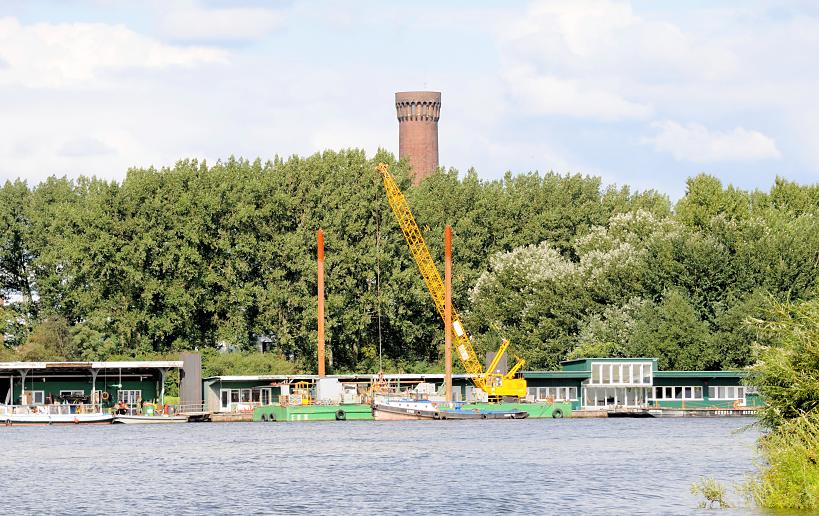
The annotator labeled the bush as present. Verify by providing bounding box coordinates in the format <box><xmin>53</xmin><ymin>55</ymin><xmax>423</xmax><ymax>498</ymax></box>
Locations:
<box><xmin>747</xmin><ymin>298</ymin><xmax>819</xmax><ymax>429</ymax></box>
<box><xmin>745</xmin><ymin>297</ymin><xmax>819</xmax><ymax>511</ymax></box>
<box><xmin>747</xmin><ymin>413</ymin><xmax>819</xmax><ymax>511</ymax></box>
<box><xmin>690</xmin><ymin>477</ymin><xmax>732</xmax><ymax>509</ymax></box>
<box><xmin>200</xmin><ymin>349</ymin><xmax>302</xmax><ymax>377</ymax></box>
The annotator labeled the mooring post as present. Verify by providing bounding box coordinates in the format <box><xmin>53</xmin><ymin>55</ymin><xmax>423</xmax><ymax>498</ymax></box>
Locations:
<box><xmin>445</xmin><ymin>225</ymin><xmax>453</xmax><ymax>404</ymax></box>
<box><xmin>317</xmin><ymin>229</ymin><xmax>326</xmax><ymax>378</ymax></box>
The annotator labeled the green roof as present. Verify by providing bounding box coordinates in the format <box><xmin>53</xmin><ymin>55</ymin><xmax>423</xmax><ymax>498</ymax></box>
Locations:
<box><xmin>522</xmin><ymin>371</ymin><xmax>590</xmax><ymax>379</ymax></box>
<box><xmin>653</xmin><ymin>370</ymin><xmax>748</xmax><ymax>378</ymax></box>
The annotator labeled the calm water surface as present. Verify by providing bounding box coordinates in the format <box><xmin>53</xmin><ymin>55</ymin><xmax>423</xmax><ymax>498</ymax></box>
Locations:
<box><xmin>1</xmin><ymin>418</ymin><xmax>763</xmax><ymax>515</ymax></box>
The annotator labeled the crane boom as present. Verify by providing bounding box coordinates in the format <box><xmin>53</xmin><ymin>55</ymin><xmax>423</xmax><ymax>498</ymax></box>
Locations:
<box><xmin>376</xmin><ymin>163</ymin><xmax>526</xmax><ymax>397</ymax></box>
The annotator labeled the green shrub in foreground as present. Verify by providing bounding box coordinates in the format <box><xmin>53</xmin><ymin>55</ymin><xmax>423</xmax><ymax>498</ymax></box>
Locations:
<box><xmin>690</xmin><ymin>477</ymin><xmax>732</xmax><ymax>508</ymax></box>
<box><xmin>748</xmin><ymin>413</ymin><xmax>819</xmax><ymax>511</ymax></box>
<box><xmin>745</xmin><ymin>297</ymin><xmax>819</xmax><ymax>510</ymax></box>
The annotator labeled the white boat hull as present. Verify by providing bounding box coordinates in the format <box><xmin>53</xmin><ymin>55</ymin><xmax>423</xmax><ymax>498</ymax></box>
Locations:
<box><xmin>113</xmin><ymin>415</ymin><xmax>188</xmax><ymax>424</ymax></box>
<box><xmin>1</xmin><ymin>413</ymin><xmax>113</xmax><ymax>425</ymax></box>
<box><xmin>372</xmin><ymin>405</ymin><xmax>432</xmax><ymax>420</ymax></box>
<box><xmin>372</xmin><ymin>399</ymin><xmax>441</xmax><ymax>420</ymax></box>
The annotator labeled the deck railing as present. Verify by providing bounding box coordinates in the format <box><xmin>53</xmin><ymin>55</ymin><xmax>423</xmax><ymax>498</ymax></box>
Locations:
<box><xmin>1</xmin><ymin>403</ymin><xmax>105</xmax><ymax>415</ymax></box>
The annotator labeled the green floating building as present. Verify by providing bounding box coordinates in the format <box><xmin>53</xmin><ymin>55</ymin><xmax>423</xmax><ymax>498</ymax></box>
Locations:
<box><xmin>524</xmin><ymin>358</ymin><xmax>761</xmax><ymax>411</ymax></box>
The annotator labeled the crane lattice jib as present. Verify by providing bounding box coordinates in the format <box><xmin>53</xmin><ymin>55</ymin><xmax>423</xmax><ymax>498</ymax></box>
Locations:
<box><xmin>377</xmin><ymin>164</ymin><xmax>487</xmax><ymax>391</ymax></box>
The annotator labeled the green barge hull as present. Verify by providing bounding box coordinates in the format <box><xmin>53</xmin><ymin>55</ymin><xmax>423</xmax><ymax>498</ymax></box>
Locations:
<box><xmin>462</xmin><ymin>402</ymin><xmax>572</xmax><ymax>418</ymax></box>
<box><xmin>253</xmin><ymin>404</ymin><xmax>374</xmax><ymax>422</ymax></box>
<box><xmin>253</xmin><ymin>402</ymin><xmax>570</xmax><ymax>421</ymax></box>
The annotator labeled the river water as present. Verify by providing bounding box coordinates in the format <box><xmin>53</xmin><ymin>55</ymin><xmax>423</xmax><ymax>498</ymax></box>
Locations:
<box><xmin>1</xmin><ymin>417</ymin><xmax>764</xmax><ymax>515</ymax></box>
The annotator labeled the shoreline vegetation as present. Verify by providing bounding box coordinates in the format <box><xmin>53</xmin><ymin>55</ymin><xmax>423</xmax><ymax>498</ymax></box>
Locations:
<box><xmin>744</xmin><ymin>298</ymin><xmax>819</xmax><ymax>510</ymax></box>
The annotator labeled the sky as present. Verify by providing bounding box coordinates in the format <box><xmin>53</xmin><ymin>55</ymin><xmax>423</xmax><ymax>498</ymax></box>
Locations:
<box><xmin>1</xmin><ymin>0</ymin><xmax>819</xmax><ymax>198</ymax></box>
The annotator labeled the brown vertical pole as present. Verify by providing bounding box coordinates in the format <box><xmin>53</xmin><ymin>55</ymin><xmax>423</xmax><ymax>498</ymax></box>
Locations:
<box><xmin>444</xmin><ymin>225</ymin><xmax>453</xmax><ymax>404</ymax></box>
<box><xmin>317</xmin><ymin>229</ymin><xmax>326</xmax><ymax>377</ymax></box>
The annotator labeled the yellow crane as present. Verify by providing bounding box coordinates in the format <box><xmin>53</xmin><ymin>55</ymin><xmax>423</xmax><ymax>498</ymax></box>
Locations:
<box><xmin>376</xmin><ymin>163</ymin><xmax>527</xmax><ymax>398</ymax></box>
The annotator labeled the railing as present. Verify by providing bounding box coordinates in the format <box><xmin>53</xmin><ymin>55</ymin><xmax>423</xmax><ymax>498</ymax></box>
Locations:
<box><xmin>174</xmin><ymin>403</ymin><xmax>208</xmax><ymax>414</ymax></box>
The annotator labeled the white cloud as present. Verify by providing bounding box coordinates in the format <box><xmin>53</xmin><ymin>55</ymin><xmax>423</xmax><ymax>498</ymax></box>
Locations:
<box><xmin>158</xmin><ymin>4</ymin><xmax>285</xmax><ymax>42</ymax></box>
<box><xmin>58</xmin><ymin>137</ymin><xmax>116</xmax><ymax>157</ymax></box>
<box><xmin>0</xmin><ymin>16</ymin><xmax>226</xmax><ymax>88</ymax></box>
<box><xmin>504</xmin><ymin>65</ymin><xmax>652</xmax><ymax>121</ymax></box>
<box><xmin>498</xmin><ymin>1</ymin><xmax>737</xmax><ymax>121</ymax></box>
<box><xmin>645</xmin><ymin>121</ymin><xmax>781</xmax><ymax>163</ymax></box>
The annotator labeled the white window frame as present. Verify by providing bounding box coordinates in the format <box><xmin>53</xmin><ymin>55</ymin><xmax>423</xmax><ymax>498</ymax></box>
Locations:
<box><xmin>707</xmin><ymin>386</ymin><xmax>745</xmax><ymax>400</ymax></box>
<box><xmin>592</xmin><ymin>364</ymin><xmax>602</xmax><ymax>383</ymax></box>
<box><xmin>651</xmin><ymin>385</ymin><xmax>704</xmax><ymax>400</ymax></box>
<box><xmin>260</xmin><ymin>388</ymin><xmax>272</xmax><ymax>405</ymax></box>
<box><xmin>60</xmin><ymin>390</ymin><xmax>84</xmax><ymax>397</ymax></box>
<box><xmin>117</xmin><ymin>389</ymin><xmax>142</xmax><ymax>405</ymax></box>
<box><xmin>533</xmin><ymin>387</ymin><xmax>578</xmax><ymax>402</ymax></box>
<box><xmin>590</xmin><ymin>362</ymin><xmax>653</xmax><ymax>386</ymax></box>
<box><xmin>30</xmin><ymin>390</ymin><xmax>45</xmax><ymax>405</ymax></box>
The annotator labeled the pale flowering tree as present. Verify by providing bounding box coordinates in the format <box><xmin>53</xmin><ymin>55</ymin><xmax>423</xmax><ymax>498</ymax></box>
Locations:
<box><xmin>469</xmin><ymin>242</ymin><xmax>584</xmax><ymax>368</ymax></box>
<box><xmin>571</xmin><ymin>297</ymin><xmax>648</xmax><ymax>358</ymax></box>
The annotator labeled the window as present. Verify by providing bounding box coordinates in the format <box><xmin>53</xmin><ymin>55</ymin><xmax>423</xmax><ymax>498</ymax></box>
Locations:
<box><xmin>592</xmin><ymin>364</ymin><xmax>602</xmax><ymax>383</ymax></box>
<box><xmin>240</xmin><ymin>389</ymin><xmax>251</xmax><ymax>402</ymax></box>
<box><xmin>708</xmin><ymin>386</ymin><xmax>745</xmax><ymax>399</ymax></box>
<box><xmin>30</xmin><ymin>390</ymin><xmax>44</xmax><ymax>405</ymax></box>
<box><xmin>117</xmin><ymin>390</ymin><xmax>142</xmax><ymax>405</ymax></box>
<box><xmin>60</xmin><ymin>390</ymin><xmax>84</xmax><ymax>396</ymax></box>
<box><xmin>651</xmin><ymin>386</ymin><xmax>704</xmax><ymax>400</ymax></box>
<box><xmin>591</xmin><ymin>362</ymin><xmax>653</xmax><ymax>385</ymax></box>
<box><xmin>533</xmin><ymin>387</ymin><xmax>577</xmax><ymax>401</ymax></box>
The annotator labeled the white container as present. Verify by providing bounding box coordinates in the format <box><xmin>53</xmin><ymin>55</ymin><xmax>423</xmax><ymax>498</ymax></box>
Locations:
<box><xmin>316</xmin><ymin>378</ymin><xmax>343</xmax><ymax>404</ymax></box>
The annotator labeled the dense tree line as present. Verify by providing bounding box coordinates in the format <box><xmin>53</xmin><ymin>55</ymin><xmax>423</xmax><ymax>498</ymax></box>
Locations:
<box><xmin>1</xmin><ymin>149</ymin><xmax>817</xmax><ymax>372</ymax></box>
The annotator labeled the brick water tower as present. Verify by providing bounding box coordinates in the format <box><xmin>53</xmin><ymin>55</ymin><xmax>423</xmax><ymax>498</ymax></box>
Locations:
<box><xmin>395</xmin><ymin>91</ymin><xmax>441</xmax><ymax>184</ymax></box>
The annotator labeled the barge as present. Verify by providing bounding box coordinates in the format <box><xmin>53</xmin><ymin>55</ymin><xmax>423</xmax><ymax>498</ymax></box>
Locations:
<box><xmin>372</xmin><ymin>398</ymin><xmax>529</xmax><ymax>420</ymax></box>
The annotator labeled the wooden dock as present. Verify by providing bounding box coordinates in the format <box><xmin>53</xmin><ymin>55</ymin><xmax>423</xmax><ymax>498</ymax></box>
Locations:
<box><xmin>179</xmin><ymin>411</ymin><xmax>212</xmax><ymax>422</ymax></box>
<box><xmin>210</xmin><ymin>412</ymin><xmax>252</xmax><ymax>423</ymax></box>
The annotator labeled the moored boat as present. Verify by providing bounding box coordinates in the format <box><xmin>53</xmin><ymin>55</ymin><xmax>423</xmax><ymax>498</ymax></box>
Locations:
<box><xmin>372</xmin><ymin>398</ymin><xmax>528</xmax><ymax>420</ymax></box>
<box><xmin>2</xmin><ymin>412</ymin><xmax>112</xmax><ymax>425</ymax></box>
<box><xmin>113</xmin><ymin>414</ymin><xmax>188</xmax><ymax>424</ymax></box>
<box><xmin>1</xmin><ymin>404</ymin><xmax>113</xmax><ymax>426</ymax></box>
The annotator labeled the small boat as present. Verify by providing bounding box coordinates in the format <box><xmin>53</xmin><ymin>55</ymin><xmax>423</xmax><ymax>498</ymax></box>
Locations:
<box><xmin>372</xmin><ymin>398</ymin><xmax>528</xmax><ymax>421</ymax></box>
<box><xmin>2</xmin><ymin>412</ymin><xmax>113</xmax><ymax>425</ymax></box>
<box><xmin>113</xmin><ymin>414</ymin><xmax>188</xmax><ymax>424</ymax></box>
